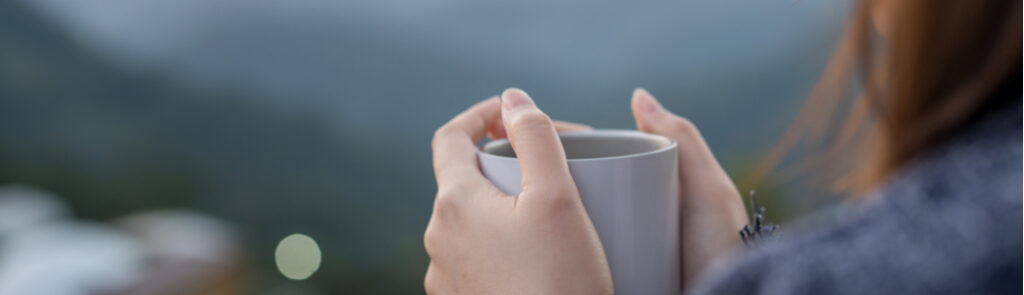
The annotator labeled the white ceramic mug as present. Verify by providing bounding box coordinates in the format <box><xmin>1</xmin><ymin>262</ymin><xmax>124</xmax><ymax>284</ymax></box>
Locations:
<box><xmin>478</xmin><ymin>130</ymin><xmax>679</xmax><ymax>294</ymax></box>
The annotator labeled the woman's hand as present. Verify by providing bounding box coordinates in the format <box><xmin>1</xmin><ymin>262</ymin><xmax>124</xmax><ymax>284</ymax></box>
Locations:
<box><xmin>424</xmin><ymin>89</ymin><xmax>613</xmax><ymax>295</ymax></box>
<box><xmin>629</xmin><ymin>88</ymin><xmax>749</xmax><ymax>286</ymax></box>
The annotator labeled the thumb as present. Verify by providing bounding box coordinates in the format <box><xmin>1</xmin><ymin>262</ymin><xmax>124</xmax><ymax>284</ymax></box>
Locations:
<box><xmin>630</xmin><ymin>88</ymin><xmax>724</xmax><ymax>175</ymax></box>
<box><xmin>500</xmin><ymin>88</ymin><xmax>576</xmax><ymax>199</ymax></box>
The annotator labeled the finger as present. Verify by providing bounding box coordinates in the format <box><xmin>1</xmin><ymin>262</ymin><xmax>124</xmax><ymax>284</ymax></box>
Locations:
<box><xmin>424</xmin><ymin>263</ymin><xmax>453</xmax><ymax>295</ymax></box>
<box><xmin>432</xmin><ymin>97</ymin><xmax>501</xmax><ymax>187</ymax></box>
<box><xmin>488</xmin><ymin>120</ymin><xmax>593</xmax><ymax>139</ymax></box>
<box><xmin>553</xmin><ymin>121</ymin><xmax>594</xmax><ymax>132</ymax></box>
<box><xmin>499</xmin><ymin>88</ymin><xmax>575</xmax><ymax>197</ymax></box>
<box><xmin>631</xmin><ymin>88</ymin><xmax>747</xmax><ymax>222</ymax></box>
<box><xmin>630</xmin><ymin>88</ymin><xmax>724</xmax><ymax>174</ymax></box>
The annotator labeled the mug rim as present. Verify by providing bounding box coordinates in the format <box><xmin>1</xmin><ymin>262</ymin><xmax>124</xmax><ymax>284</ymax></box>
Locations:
<box><xmin>478</xmin><ymin>129</ymin><xmax>678</xmax><ymax>163</ymax></box>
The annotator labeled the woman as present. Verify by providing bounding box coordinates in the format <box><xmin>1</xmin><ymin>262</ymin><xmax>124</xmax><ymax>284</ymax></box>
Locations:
<box><xmin>424</xmin><ymin>0</ymin><xmax>1021</xmax><ymax>293</ymax></box>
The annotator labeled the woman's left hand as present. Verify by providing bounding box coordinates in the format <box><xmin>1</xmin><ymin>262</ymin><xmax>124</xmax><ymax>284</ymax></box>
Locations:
<box><xmin>424</xmin><ymin>89</ymin><xmax>613</xmax><ymax>294</ymax></box>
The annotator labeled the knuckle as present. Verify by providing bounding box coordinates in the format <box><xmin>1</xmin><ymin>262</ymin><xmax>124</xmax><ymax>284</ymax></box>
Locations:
<box><xmin>509</xmin><ymin>110</ymin><xmax>554</xmax><ymax>133</ymax></box>
<box><xmin>532</xmin><ymin>186</ymin><xmax>581</xmax><ymax>216</ymax></box>
<box><xmin>668</xmin><ymin>116</ymin><xmax>699</xmax><ymax>137</ymax></box>
<box><xmin>423</xmin><ymin>225</ymin><xmax>440</xmax><ymax>256</ymax></box>
<box><xmin>433</xmin><ymin>184</ymin><xmax>470</xmax><ymax>217</ymax></box>
<box><xmin>431</xmin><ymin>124</ymin><xmax>457</xmax><ymax>149</ymax></box>
<box><xmin>544</xmin><ymin>196</ymin><xmax>576</xmax><ymax>216</ymax></box>
<box><xmin>550</xmin><ymin>189</ymin><xmax>581</xmax><ymax>211</ymax></box>
<box><xmin>432</xmin><ymin>165</ymin><xmax>456</xmax><ymax>184</ymax></box>
<box><xmin>424</xmin><ymin>269</ymin><xmax>440</xmax><ymax>294</ymax></box>
<box><xmin>433</xmin><ymin>192</ymin><xmax>457</xmax><ymax>218</ymax></box>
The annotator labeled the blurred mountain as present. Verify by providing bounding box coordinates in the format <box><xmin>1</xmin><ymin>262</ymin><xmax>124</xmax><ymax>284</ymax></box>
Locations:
<box><xmin>0</xmin><ymin>1</ymin><xmax>428</xmax><ymax>293</ymax></box>
<box><xmin>23</xmin><ymin>0</ymin><xmax>848</xmax><ymax>157</ymax></box>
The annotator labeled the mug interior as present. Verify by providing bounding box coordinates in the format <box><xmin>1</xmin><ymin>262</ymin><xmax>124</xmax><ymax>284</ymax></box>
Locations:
<box><xmin>481</xmin><ymin>131</ymin><xmax>673</xmax><ymax>160</ymax></box>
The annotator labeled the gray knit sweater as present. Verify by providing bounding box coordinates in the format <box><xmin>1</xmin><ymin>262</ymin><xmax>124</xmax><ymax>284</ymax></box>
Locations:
<box><xmin>691</xmin><ymin>107</ymin><xmax>1023</xmax><ymax>295</ymax></box>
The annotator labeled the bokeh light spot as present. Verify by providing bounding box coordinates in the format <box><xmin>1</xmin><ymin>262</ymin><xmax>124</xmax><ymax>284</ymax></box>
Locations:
<box><xmin>274</xmin><ymin>233</ymin><xmax>322</xmax><ymax>280</ymax></box>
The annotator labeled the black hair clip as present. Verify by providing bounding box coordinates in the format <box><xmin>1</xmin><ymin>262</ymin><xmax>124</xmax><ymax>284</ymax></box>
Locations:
<box><xmin>739</xmin><ymin>190</ymin><xmax>779</xmax><ymax>247</ymax></box>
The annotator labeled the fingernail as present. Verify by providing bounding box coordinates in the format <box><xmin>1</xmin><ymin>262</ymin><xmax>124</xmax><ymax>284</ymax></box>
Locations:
<box><xmin>501</xmin><ymin>88</ymin><xmax>535</xmax><ymax>111</ymax></box>
<box><xmin>634</xmin><ymin>88</ymin><xmax>662</xmax><ymax>114</ymax></box>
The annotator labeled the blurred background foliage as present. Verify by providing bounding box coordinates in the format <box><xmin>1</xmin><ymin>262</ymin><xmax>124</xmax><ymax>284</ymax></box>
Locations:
<box><xmin>1</xmin><ymin>0</ymin><xmax>847</xmax><ymax>293</ymax></box>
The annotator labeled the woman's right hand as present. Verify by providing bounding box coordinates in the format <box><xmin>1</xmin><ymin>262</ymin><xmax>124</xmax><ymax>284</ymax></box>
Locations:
<box><xmin>424</xmin><ymin>89</ymin><xmax>614</xmax><ymax>295</ymax></box>
<box><xmin>628</xmin><ymin>88</ymin><xmax>749</xmax><ymax>287</ymax></box>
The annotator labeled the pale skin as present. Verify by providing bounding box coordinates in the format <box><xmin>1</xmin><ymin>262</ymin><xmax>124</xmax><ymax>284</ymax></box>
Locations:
<box><xmin>424</xmin><ymin>88</ymin><xmax>748</xmax><ymax>294</ymax></box>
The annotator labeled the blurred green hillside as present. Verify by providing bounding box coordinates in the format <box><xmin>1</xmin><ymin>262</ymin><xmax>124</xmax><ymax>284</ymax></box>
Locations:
<box><xmin>0</xmin><ymin>2</ymin><xmax>429</xmax><ymax>293</ymax></box>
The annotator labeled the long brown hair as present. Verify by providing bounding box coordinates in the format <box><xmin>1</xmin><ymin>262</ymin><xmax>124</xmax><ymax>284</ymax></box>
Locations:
<box><xmin>759</xmin><ymin>0</ymin><xmax>1022</xmax><ymax>195</ymax></box>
